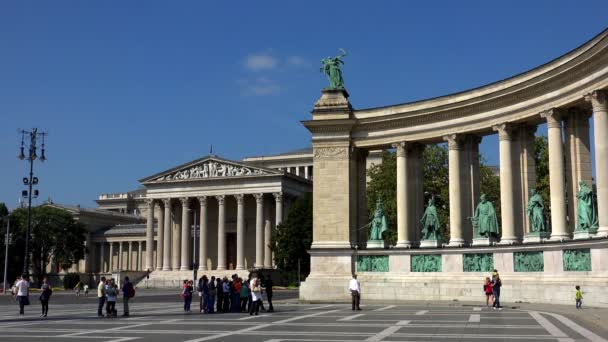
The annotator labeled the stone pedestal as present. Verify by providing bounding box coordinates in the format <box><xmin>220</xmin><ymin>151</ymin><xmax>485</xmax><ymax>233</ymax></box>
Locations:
<box><xmin>472</xmin><ymin>236</ymin><xmax>497</xmax><ymax>246</ymax></box>
<box><xmin>420</xmin><ymin>239</ymin><xmax>442</xmax><ymax>248</ymax></box>
<box><xmin>574</xmin><ymin>230</ymin><xmax>592</xmax><ymax>240</ymax></box>
<box><xmin>366</xmin><ymin>240</ymin><xmax>387</xmax><ymax>249</ymax></box>
<box><xmin>523</xmin><ymin>231</ymin><xmax>550</xmax><ymax>244</ymax></box>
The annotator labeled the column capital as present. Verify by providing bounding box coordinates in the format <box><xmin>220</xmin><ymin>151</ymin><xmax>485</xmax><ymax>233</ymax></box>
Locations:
<box><xmin>442</xmin><ymin>134</ymin><xmax>463</xmax><ymax>150</ymax></box>
<box><xmin>145</xmin><ymin>198</ymin><xmax>154</xmax><ymax>207</ymax></box>
<box><xmin>273</xmin><ymin>192</ymin><xmax>283</xmax><ymax>202</ymax></box>
<box><xmin>128</xmin><ymin>241</ymin><xmax>133</xmax><ymax>246</ymax></box>
<box><xmin>566</xmin><ymin>106</ymin><xmax>592</xmax><ymax>120</ymax></box>
<box><xmin>162</xmin><ymin>198</ymin><xmax>171</xmax><ymax>207</ymax></box>
<box><xmin>216</xmin><ymin>195</ymin><xmax>225</xmax><ymax>205</ymax></box>
<box><xmin>180</xmin><ymin>197</ymin><xmax>190</xmax><ymax>207</ymax></box>
<box><xmin>521</xmin><ymin>123</ymin><xmax>538</xmax><ymax>138</ymax></box>
<box><xmin>253</xmin><ymin>193</ymin><xmax>264</xmax><ymax>203</ymax></box>
<box><xmin>464</xmin><ymin>134</ymin><xmax>483</xmax><ymax>145</ymax></box>
<box><xmin>234</xmin><ymin>194</ymin><xmax>245</xmax><ymax>204</ymax></box>
<box><xmin>197</xmin><ymin>196</ymin><xmax>207</xmax><ymax>207</ymax></box>
<box><xmin>585</xmin><ymin>89</ymin><xmax>608</xmax><ymax>111</ymax></box>
<box><xmin>540</xmin><ymin>108</ymin><xmax>565</xmax><ymax>128</ymax></box>
<box><xmin>391</xmin><ymin>141</ymin><xmax>410</xmax><ymax>157</ymax></box>
<box><xmin>493</xmin><ymin>123</ymin><xmax>514</xmax><ymax>141</ymax></box>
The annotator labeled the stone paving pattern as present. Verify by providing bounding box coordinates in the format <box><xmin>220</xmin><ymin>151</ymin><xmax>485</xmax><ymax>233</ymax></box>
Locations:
<box><xmin>0</xmin><ymin>290</ymin><xmax>606</xmax><ymax>342</ymax></box>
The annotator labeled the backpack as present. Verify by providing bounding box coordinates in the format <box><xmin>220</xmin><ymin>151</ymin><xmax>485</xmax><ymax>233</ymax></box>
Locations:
<box><xmin>127</xmin><ymin>284</ymin><xmax>135</xmax><ymax>298</ymax></box>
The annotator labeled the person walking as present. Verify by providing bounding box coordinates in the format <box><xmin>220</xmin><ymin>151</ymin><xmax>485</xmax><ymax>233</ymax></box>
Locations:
<box><xmin>491</xmin><ymin>270</ymin><xmax>502</xmax><ymax>310</ymax></box>
<box><xmin>349</xmin><ymin>274</ymin><xmax>361</xmax><ymax>311</ymax></box>
<box><xmin>15</xmin><ymin>274</ymin><xmax>30</xmax><ymax>316</ymax></box>
<box><xmin>121</xmin><ymin>276</ymin><xmax>134</xmax><ymax>317</ymax></box>
<box><xmin>97</xmin><ymin>276</ymin><xmax>106</xmax><ymax>317</ymax></box>
<box><xmin>106</xmin><ymin>279</ymin><xmax>118</xmax><ymax>318</ymax></box>
<box><xmin>484</xmin><ymin>277</ymin><xmax>493</xmax><ymax>307</ymax></box>
<box><xmin>222</xmin><ymin>277</ymin><xmax>230</xmax><ymax>313</ymax></box>
<box><xmin>39</xmin><ymin>276</ymin><xmax>52</xmax><ymax>317</ymax></box>
<box><xmin>575</xmin><ymin>285</ymin><xmax>583</xmax><ymax>309</ymax></box>
<box><xmin>183</xmin><ymin>280</ymin><xmax>194</xmax><ymax>313</ymax></box>
<box><xmin>200</xmin><ymin>276</ymin><xmax>209</xmax><ymax>313</ymax></box>
<box><xmin>74</xmin><ymin>281</ymin><xmax>82</xmax><ymax>297</ymax></box>
<box><xmin>232</xmin><ymin>276</ymin><xmax>241</xmax><ymax>313</ymax></box>
<box><xmin>83</xmin><ymin>284</ymin><xmax>89</xmax><ymax>297</ymax></box>
<box><xmin>264</xmin><ymin>275</ymin><xmax>274</xmax><ymax>312</ymax></box>
<box><xmin>249</xmin><ymin>274</ymin><xmax>262</xmax><ymax>316</ymax></box>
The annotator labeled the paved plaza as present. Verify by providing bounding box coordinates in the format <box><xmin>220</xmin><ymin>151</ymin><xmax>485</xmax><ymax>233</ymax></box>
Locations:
<box><xmin>0</xmin><ymin>293</ymin><xmax>606</xmax><ymax>342</ymax></box>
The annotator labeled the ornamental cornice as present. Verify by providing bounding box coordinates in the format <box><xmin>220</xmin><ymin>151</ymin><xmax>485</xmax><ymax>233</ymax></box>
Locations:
<box><xmin>331</xmin><ymin>32</ymin><xmax>608</xmax><ymax>146</ymax></box>
<box><xmin>313</xmin><ymin>146</ymin><xmax>349</xmax><ymax>160</ymax></box>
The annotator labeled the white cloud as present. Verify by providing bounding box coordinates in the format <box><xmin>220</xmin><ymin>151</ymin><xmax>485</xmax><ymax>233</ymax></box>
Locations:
<box><xmin>244</xmin><ymin>53</ymin><xmax>278</xmax><ymax>71</ymax></box>
<box><xmin>286</xmin><ymin>55</ymin><xmax>311</xmax><ymax>68</ymax></box>
<box><xmin>238</xmin><ymin>77</ymin><xmax>281</xmax><ymax>96</ymax></box>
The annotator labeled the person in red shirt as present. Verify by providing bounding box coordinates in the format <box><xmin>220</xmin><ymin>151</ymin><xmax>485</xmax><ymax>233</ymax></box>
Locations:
<box><xmin>484</xmin><ymin>277</ymin><xmax>493</xmax><ymax>307</ymax></box>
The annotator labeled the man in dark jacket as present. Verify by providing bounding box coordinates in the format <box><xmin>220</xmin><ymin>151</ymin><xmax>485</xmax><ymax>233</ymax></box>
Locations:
<box><xmin>265</xmin><ymin>275</ymin><xmax>274</xmax><ymax>312</ymax></box>
<box><xmin>121</xmin><ymin>276</ymin><xmax>134</xmax><ymax>317</ymax></box>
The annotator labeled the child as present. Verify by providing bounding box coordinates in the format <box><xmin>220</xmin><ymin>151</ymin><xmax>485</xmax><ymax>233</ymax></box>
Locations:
<box><xmin>105</xmin><ymin>279</ymin><xmax>118</xmax><ymax>318</ymax></box>
<box><xmin>575</xmin><ymin>285</ymin><xmax>583</xmax><ymax>309</ymax></box>
<box><xmin>484</xmin><ymin>277</ymin><xmax>493</xmax><ymax>307</ymax></box>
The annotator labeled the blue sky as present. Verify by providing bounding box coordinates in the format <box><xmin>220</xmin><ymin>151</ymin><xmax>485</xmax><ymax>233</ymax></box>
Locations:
<box><xmin>1</xmin><ymin>1</ymin><xmax>606</xmax><ymax>208</ymax></box>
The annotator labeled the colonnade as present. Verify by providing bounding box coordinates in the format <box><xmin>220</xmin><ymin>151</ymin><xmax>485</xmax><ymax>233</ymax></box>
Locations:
<box><xmin>144</xmin><ymin>193</ymin><xmax>284</xmax><ymax>272</ymax></box>
<box><xmin>97</xmin><ymin>240</ymin><xmax>146</xmax><ymax>272</ymax></box>
<box><xmin>392</xmin><ymin>90</ymin><xmax>608</xmax><ymax>246</ymax></box>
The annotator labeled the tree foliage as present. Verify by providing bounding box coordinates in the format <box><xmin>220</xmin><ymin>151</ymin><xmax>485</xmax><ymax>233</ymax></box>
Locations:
<box><xmin>10</xmin><ymin>206</ymin><xmax>87</xmax><ymax>284</ymax></box>
<box><xmin>534</xmin><ymin>136</ymin><xmax>550</xmax><ymax>222</ymax></box>
<box><xmin>270</xmin><ymin>193</ymin><xmax>312</xmax><ymax>276</ymax></box>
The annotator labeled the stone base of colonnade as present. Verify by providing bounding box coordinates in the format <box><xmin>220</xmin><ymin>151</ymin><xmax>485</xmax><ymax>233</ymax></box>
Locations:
<box><xmin>299</xmin><ymin>239</ymin><xmax>608</xmax><ymax>307</ymax></box>
<box><xmin>133</xmin><ymin>269</ymin><xmax>258</xmax><ymax>289</ymax></box>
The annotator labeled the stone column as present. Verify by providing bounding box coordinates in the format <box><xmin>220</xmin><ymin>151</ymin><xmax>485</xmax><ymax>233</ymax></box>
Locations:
<box><xmin>264</xmin><ymin>205</ymin><xmax>272</xmax><ymax>268</ymax></box>
<box><xmin>273</xmin><ymin>193</ymin><xmax>283</xmax><ymax>267</ymax></box>
<box><xmin>493</xmin><ymin>124</ymin><xmax>518</xmax><ymax>244</ymax></box>
<box><xmin>109</xmin><ymin>242</ymin><xmax>114</xmax><ymax>271</ymax></box>
<box><xmin>304</xmin><ymin>166</ymin><xmax>309</xmax><ymax>179</ymax></box>
<box><xmin>411</xmin><ymin>144</ymin><xmax>425</xmax><ymax>245</ymax></box>
<box><xmin>99</xmin><ymin>242</ymin><xmax>105</xmax><ymax>273</ymax></box>
<box><xmin>198</xmin><ymin>197</ymin><xmax>208</xmax><ymax>271</ymax></box>
<box><xmin>137</xmin><ymin>241</ymin><xmax>142</xmax><ymax>271</ymax></box>
<box><xmin>118</xmin><ymin>242</ymin><xmax>123</xmax><ymax>271</ymax></box>
<box><xmin>565</xmin><ymin>107</ymin><xmax>593</xmax><ymax>232</ymax></box>
<box><xmin>156</xmin><ymin>203</ymin><xmax>165</xmax><ymax>270</ymax></box>
<box><xmin>162</xmin><ymin>199</ymin><xmax>172</xmax><ymax>271</ymax></box>
<box><xmin>216</xmin><ymin>195</ymin><xmax>226</xmax><ymax>270</ymax></box>
<box><xmin>235</xmin><ymin>194</ymin><xmax>245</xmax><ymax>270</ymax></box>
<box><xmin>253</xmin><ymin>193</ymin><xmax>264</xmax><ymax>268</ymax></box>
<box><xmin>444</xmin><ymin>134</ymin><xmax>465</xmax><ymax>247</ymax></box>
<box><xmin>586</xmin><ymin>90</ymin><xmax>608</xmax><ymax>236</ymax></box>
<box><xmin>128</xmin><ymin>241</ymin><xmax>133</xmax><ymax>270</ymax></box>
<box><xmin>172</xmin><ymin>204</ymin><xmax>181</xmax><ymax>270</ymax></box>
<box><xmin>394</xmin><ymin>142</ymin><xmax>412</xmax><ymax>247</ymax></box>
<box><xmin>541</xmin><ymin>109</ymin><xmax>569</xmax><ymax>240</ymax></box>
<box><xmin>295</xmin><ymin>167</ymin><xmax>300</xmax><ymax>176</ymax></box>
<box><xmin>519</xmin><ymin>125</ymin><xmax>537</xmax><ymax>236</ymax></box>
<box><xmin>145</xmin><ymin>199</ymin><xmax>155</xmax><ymax>271</ymax></box>
<box><xmin>462</xmin><ymin>135</ymin><xmax>481</xmax><ymax>243</ymax></box>
<box><xmin>180</xmin><ymin>197</ymin><xmax>191</xmax><ymax>271</ymax></box>
<box><xmin>84</xmin><ymin>233</ymin><xmax>92</xmax><ymax>273</ymax></box>
<box><xmin>274</xmin><ymin>193</ymin><xmax>283</xmax><ymax>226</ymax></box>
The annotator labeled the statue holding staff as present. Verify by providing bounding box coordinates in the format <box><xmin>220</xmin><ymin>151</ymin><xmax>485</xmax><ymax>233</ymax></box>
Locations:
<box><xmin>320</xmin><ymin>49</ymin><xmax>347</xmax><ymax>89</ymax></box>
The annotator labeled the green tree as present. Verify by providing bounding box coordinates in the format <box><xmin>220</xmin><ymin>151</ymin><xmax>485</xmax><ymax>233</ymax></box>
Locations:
<box><xmin>534</xmin><ymin>136</ymin><xmax>550</xmax><ymax>222</ymax></box>
<box><xmin>270</xmin><ymin>193</ymin><xmax>313</xmax><ymax>276</ymax></box>
<box><xmin>10</xmin><ymin>205</ymin><xmax>87</xmax><ymax>284</ymax></box>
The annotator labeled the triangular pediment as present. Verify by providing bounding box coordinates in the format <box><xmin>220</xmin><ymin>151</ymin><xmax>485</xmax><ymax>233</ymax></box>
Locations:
<box><xmin>139</xmin><ymin>156</ymin><xmax>280</xmax><ymax>184</ymax></box>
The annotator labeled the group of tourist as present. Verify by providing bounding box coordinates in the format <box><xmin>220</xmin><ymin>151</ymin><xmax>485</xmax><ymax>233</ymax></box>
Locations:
<box><xmin>96</xmin><ymin>276</ymin><xmax>134</xmax><ymax>318</ymax></box>
<box><xmin>189</xmin><ymin>272</ymin><xmax>274</xmax><ymax>316</ymax></box>
<box><xmin>483</xmin><ymin>270</ymin><xmax>503</xmax><ymax>310</ymax></box>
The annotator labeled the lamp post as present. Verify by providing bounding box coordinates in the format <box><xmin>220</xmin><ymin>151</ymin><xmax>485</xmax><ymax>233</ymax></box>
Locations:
<box><xmin>3</xmin><ymin>217</ymin><xmax>11</xmax><ymax>295</ymax></box>
<box><xmin>18</xmin><ymin>128</ymin><xmax>47</xmax><ymax>278</ymax></box>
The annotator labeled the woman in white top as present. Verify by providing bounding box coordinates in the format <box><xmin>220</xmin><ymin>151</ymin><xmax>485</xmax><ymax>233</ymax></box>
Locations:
<box><xmin>15</xmin><ymin>273</ymin><xmax>30</xmax><ymax>316</ymax></box>
<box><xmin>248</xmin><ymin>274</ymin><xmax>262</xmax><ymax>316</ymax></box>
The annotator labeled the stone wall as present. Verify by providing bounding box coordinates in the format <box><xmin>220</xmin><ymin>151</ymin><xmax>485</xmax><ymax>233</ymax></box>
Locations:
<box><xmin>300</xmin><ymin>239</ymin><xmax>608</xmax><ymax>307</ymax></box>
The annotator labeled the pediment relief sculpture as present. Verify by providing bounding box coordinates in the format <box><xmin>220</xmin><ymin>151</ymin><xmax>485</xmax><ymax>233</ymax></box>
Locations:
<box><xmin>155</xmin><ymin>160</ymin><xmax>268</xmax><ymax>182</ymax></box>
